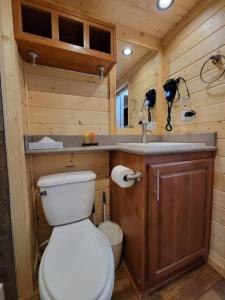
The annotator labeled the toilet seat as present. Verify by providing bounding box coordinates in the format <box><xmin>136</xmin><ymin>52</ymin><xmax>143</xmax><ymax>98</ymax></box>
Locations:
<box><xmin>39</xmin><ymin>219</ymin><xmax>115</xmax><ymax>300</ymax></box>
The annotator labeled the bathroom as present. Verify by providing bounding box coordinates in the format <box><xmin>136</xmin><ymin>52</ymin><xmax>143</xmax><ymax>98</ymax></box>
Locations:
<box><xmin>0</xmin><ymin>0</ymin><xmax>225</xmax><ymax>299</ymax></box>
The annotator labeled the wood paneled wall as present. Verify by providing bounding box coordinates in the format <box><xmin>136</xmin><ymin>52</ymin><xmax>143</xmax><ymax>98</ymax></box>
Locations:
<box><xmin>19</xmin><ymin>57</ymin><xmax>29</xmax><ymax>135</ymax></box>
<box><xmin>128</xmin><ymin>53</ymin><xmax>157</xmax><ymax>127</ymax></box>
<box><xmin>19</xmin><ymin>56</ymin><xmax>38</xmax><ymax>279</ymax></box>
<box><xmin>40</xmin><ymin>0</ymin><xmax>199</xmax><ymax>40</ymax></box>
<box><xmin>162</xmin><ymin>0</ymin><xmax>225</xmax><ymax>277</ymax></box>
<box><xmin>24</xmin><ymin>63</ymin><xmax>110</xmax><ymax>135</ymax></box>
<box><xmin>0</xmin><ymin>1</ymin><xmax>38</xmax><ymax>298</ymax></box>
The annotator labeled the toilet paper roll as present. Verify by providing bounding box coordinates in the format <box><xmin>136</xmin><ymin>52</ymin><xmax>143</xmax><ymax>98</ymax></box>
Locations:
<box><xmin>111</xmin><ymin>165</ymin><xmax>135</xmax><ymax>188</ymax></box>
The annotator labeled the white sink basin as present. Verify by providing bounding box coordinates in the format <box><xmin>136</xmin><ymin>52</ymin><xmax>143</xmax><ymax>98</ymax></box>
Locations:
<box><xmin>117</xmin><ymin>142</ymin><xmax>207</xmax><ymax>152</ymax></box>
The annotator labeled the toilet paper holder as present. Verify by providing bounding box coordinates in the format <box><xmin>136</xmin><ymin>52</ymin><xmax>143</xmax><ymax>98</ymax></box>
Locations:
<box><xmin>124</xmin><ymin>172</ymin><xmax>142</xmax><ymax>182</ymax></box>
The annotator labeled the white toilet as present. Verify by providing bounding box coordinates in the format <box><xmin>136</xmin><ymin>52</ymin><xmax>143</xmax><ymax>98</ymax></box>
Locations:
<box><xmin>37</xmin><ymin>171</ymin><xmax>115</xmax><ymax>300</ymax></box>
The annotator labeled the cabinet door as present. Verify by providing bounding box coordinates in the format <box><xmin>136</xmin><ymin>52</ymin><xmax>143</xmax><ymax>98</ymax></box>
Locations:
<box><xmin>147</xmin><ymin>159</ymin><xmax>213</xmax><ymax>283</ymax></box>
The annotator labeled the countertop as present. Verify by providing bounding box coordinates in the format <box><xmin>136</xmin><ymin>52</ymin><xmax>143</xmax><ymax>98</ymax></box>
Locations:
<box><xmin>25</xmin><ymin>145</ymin><xmax>117</xmax><ymax>154</ymax></box>
<box><xmin>25</xmin><ymin>144</ymin><xmax>217</xmax><ymax>156</ymax></box>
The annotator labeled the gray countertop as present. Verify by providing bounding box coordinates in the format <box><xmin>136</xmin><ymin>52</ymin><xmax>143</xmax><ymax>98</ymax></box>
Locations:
<box><xmin>25</xmin><ymin>145</ymin><xmax>117</xmax><ymax>155</ymax></box>
<box><xmin>25</xmin><ymin>133</ymin><xmax>217</xmax><ymax>155</ymax></box>
<box><xmin>25</xmin><ymin>144</ymin><xmax>217</xmax><ymax>156</ymax></box>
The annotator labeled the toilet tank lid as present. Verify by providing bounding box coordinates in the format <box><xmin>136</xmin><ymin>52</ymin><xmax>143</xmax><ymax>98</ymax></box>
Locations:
<box><xmin>37</xmin><ymin>171</ymin><xmax>96</xmax><ymax>187</ymax></box>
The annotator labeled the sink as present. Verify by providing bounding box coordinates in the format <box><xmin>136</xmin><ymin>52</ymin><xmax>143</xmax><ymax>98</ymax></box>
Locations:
<box><xmin>117</xmin><ymin>142</ymin><xmax>207</xmax><ymax>152</ymax></box>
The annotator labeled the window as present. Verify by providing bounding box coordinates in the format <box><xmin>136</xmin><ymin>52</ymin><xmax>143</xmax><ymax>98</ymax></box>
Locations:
<box><xmin>116</xmin><ymin>87</ymin><xmax>128</xmax><ymax>128</ymax></box>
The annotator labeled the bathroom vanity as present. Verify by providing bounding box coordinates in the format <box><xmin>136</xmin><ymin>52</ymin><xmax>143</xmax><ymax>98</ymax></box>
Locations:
<box><xmin>110</xmin><ymin>149</ymin><xmax>215</xmax><ymax>295</ymax></box>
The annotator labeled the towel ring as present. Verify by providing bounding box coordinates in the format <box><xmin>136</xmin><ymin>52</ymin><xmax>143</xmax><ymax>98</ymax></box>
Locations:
<box><xmin>200</xmin><ymin>54</ymin><xmax>225</xmax><ymax>84</ymax></box>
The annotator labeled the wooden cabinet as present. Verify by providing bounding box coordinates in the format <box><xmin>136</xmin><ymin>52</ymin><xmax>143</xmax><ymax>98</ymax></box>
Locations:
<box><xmin>12</xmin><ymin>0</ymin><xmax>116</xmax><ymax>76</ymax></box>
<box><xmin>147</xmin><ymin>159</ymin><xmax>213</xmax><ymax>286</ymax></box>
<box><xmin>110</xmin><ymin>151</ymin><xmax>215</xmax><ymax>295</ymax></box>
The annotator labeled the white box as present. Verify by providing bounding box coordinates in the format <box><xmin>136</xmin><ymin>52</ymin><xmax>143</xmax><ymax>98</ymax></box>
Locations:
<box><xmin>28</xmin><ymin>136</ymin><xmax>63</xmax><ymax>150</ymax></box>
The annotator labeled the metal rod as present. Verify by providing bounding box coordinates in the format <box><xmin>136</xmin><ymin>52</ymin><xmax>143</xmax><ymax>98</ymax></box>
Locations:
<box><xmin>124</xmin><ymin>172</ymin><xmax>142</xmax><ymax>182</ymax></box>
<box><xmin>98</xmin><ymin>66</ymin><xmax>105</xmax><ymax>80</ymax></box>
<box><xmin>28</xmin><ymin>51</ymin><xmax>38</xmax><ymax>67</ymax></box>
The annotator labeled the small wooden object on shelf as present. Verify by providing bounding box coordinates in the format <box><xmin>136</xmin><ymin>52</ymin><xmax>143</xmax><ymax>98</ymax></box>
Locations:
<box><xmin>82</xmin><ymin>143</ymin><xmax>99</xmax><ymax>147</ymax></box>
<box><xmin>82</xmin><ymin>132</ymin><xmax>98</xmax><ymax>146</ymax></box>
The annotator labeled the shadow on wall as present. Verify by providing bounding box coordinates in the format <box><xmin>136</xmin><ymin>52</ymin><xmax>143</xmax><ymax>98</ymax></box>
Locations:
<box><xmin>0</xmin><ymin>79</ymin><xmax>17</xmax><ymax>300</ymax></box>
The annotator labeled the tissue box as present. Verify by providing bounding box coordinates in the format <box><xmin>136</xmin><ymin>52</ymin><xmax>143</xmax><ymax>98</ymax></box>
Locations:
<box><xmin>28</xmin><ymin>136</ymin><xmax>63</xmax><ymax>150</ymax></box>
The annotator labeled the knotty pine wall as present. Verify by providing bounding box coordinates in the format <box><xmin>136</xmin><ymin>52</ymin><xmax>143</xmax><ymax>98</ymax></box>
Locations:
<box><xmin>19</xmin><ymin>57</ymin><xmax>29</xmax><ymax>135</ymax></box>
<box><xmin>162</xmin><ymin>0</ymin><xmax>225</xmax><ymax>276</ymax></box>
<box><xmin>19</xmin><ymin>57</ymin><xmax>39</xmax><ymax>283</ymax></box>
<box><xmin>0</xmin><ymin>1</ymin><xmax>41</xmax><ymax>296</ymax></box>
<box><xmin>128</xmin><ymin>53</ymin><xmax>157</xmax><ymax>127</ymax></box>
<box><xmin>23</xmin><ymin>63</ymin><xmax>110</xmax><ymax>135</ymax></box>
<box><xmin>21</xmin><ymin>62</ymin><xmax>111</xmax><ymax>245</ymax></box>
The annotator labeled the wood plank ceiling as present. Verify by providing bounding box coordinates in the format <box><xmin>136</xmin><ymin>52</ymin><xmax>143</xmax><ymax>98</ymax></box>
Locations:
<box><xmin>49</xmin><ymin>0</ymin><xmax>201</xmax><ymax>38</ymax></box>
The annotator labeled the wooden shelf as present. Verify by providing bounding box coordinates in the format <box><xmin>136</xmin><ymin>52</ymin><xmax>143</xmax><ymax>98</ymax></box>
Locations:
<box><xmin>12</xmin><ymin>0</ymin><xmax>116</xmax><ymax>76</ymax></box>
<box><xmin>58</xmin><ymin>16</ymin><xmax>84</xmax><ymax>47</ymax></box>
<box><xmin>21</xmin><ymin>4</ymin><xmax>52</xmax><ymax>38</ymax></box>
<box><xmin>89</xmin><ymin>26</ymin><xmax>111</xmax><ymax>54</ymax></box>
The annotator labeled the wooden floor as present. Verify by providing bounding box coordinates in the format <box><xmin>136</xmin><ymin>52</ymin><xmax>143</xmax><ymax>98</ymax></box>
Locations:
<box><xmin>112</xmin><ymin>264</ymin><xmax>225</xmax><ymax>300</ymax></box>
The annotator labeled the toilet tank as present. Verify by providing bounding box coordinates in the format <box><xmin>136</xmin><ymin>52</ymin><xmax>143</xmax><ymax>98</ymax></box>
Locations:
<box><xmin>37</xmin><ymin>171</ymin><xmax>96</xmax><ymax>226</ymax></box>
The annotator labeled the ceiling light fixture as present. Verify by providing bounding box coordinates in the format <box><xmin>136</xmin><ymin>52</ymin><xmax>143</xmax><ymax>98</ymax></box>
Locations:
<box><xmin>157</xmin><ymin>0</ymin><xmax>174</xmax><ymax>10</ymax></box>
<box><xmin>122</xmin><ymin>48</ymin><xmax>133</xmax><ymax>56</ymax></box>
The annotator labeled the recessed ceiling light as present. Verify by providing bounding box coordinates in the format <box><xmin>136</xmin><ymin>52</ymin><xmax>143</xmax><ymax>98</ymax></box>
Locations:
<box><xmin>122</xmin><ymin>48</ymin><xmax>133</xmax><ymax>56</ymax></box>
<box><xmin>157</xmin><ymin>0</ymin><xmax>174</xmax><ymax>10</ymax></box>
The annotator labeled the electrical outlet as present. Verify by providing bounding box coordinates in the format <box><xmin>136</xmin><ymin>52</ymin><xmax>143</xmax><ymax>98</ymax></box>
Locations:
<box><xmin>147</xmin><ymin>122</ymin><xmax>157</xmax><ymax>130</ymax></box>
<box><xmin>180</xmin><ymin>110</ymin><xmax>196</xmax><ymax>121</ymax></box>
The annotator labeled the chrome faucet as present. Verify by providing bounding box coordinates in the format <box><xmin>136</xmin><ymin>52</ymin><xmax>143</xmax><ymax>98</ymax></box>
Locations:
<box><xmin>141</xmin><ymin>122</ymin><xmax>152</xmax><ymax>143</ymax></box>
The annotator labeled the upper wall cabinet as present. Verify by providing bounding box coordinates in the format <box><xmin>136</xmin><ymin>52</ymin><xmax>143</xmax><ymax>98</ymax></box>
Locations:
<box><xmin>12</xmin><ymin>0</ymin><xmax>116</xmax><ymax>77</ymax></box>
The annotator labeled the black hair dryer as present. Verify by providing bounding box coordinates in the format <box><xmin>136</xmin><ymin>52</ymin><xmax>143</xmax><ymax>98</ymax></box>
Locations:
<box><xmin>163</xmin><ymin>79</ymin><xmax>179</xmax><ymax>102</ymax></box>
<box><xmin>163</xmin><ymin>77</ymin><xmax>190</xmax><ymax>131</ymax></box>
<box><xmin>140</xmin><ymin>89</ymin><xmax>156</xmax><ymax>123</ymax></box>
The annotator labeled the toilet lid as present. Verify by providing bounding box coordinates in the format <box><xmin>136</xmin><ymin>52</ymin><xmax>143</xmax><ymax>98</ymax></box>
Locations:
<box><xmin>41</xmin><ymin>219</ymin><xmax>113</xmax><ymax>300</ymax></box>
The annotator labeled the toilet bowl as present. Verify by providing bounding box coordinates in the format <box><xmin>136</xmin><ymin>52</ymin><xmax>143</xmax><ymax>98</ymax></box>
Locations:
<box><xmin>37</xmin><ymin>171</ymin><xmax>115</xmax><ymax>300</ymax></box>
